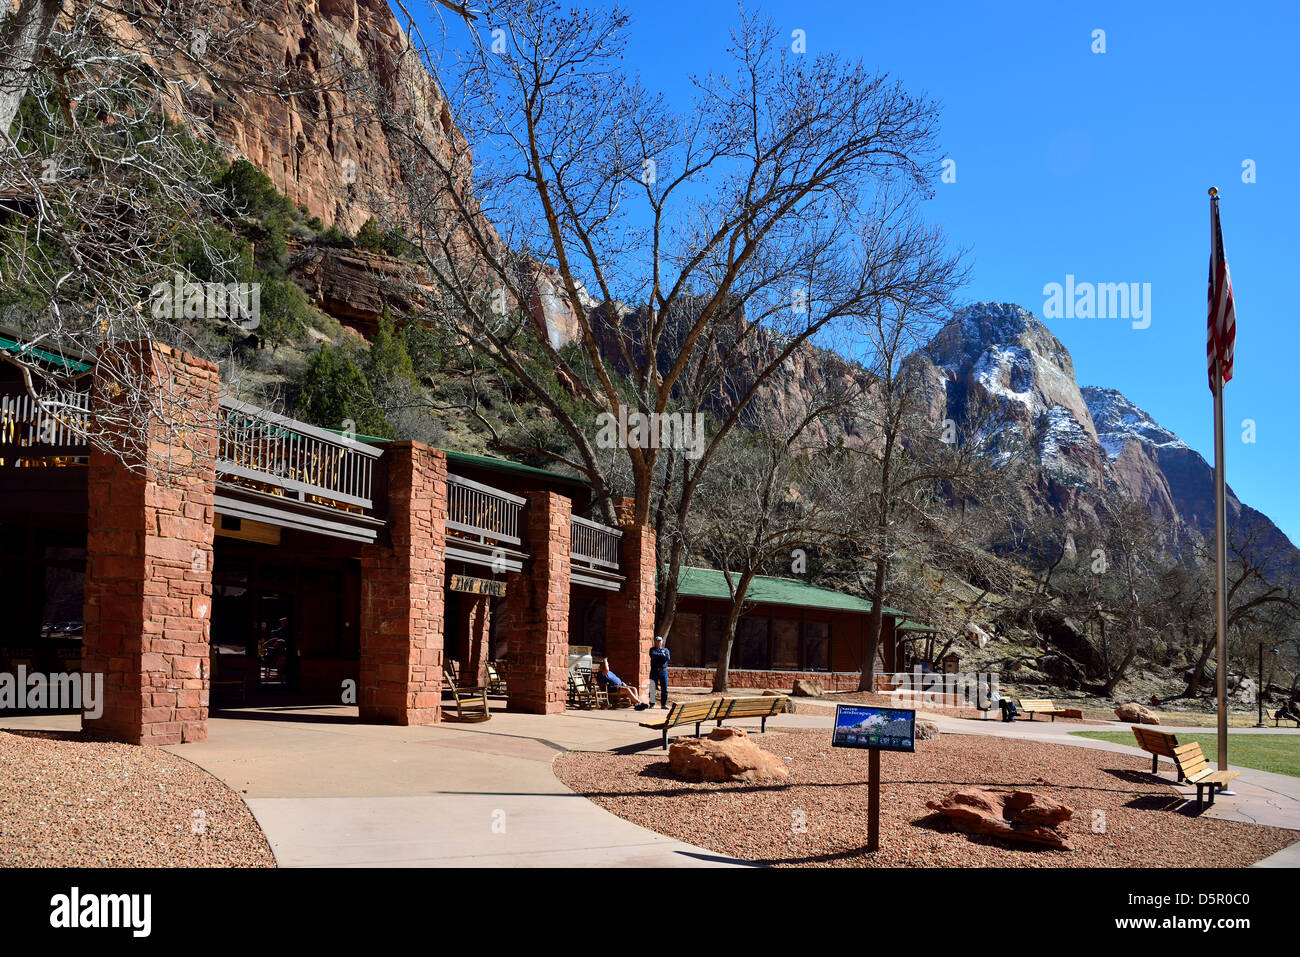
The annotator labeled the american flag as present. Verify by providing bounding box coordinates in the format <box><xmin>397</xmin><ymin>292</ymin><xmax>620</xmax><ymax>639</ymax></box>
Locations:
<box><xmin>1207</xmin><ymin>196</ymin><xmax>1236</xmax><ymax>391</ymax></box>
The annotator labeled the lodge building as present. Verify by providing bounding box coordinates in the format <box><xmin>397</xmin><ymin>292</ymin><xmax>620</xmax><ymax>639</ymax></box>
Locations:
<box><xmin>0</xmin><ymin>335</ymin><xmax>904</xmax><ymax>745</ymax></box>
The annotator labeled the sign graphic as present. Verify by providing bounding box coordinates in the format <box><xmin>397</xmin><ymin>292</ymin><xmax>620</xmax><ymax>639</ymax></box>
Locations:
<box><xmin>831</xmin><ymin>705</ymin><xmax>916</xmax><ymax>753</ymax></box>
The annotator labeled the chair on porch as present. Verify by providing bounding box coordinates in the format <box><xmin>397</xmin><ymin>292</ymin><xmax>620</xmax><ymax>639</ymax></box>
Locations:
<box><xmin>570</xmin><ymin>669</ymin><xmax>609</xmax><ymax>709</ymax></box>
<box><xmin>443</xmin><ymin>662</ymin><xmax>490</xmax><ymax>722</ymax></box>
<box><xmin>487</xmin><ymin>661</ymin><xmax>508</xmax><ymax>696</ymax></box>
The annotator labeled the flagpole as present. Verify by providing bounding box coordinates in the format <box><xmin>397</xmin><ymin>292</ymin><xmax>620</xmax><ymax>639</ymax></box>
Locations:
<box><xmin>1209</xmin><ymin>186</ymin><xmax>1231</xmax><ymax>778</ymax></box>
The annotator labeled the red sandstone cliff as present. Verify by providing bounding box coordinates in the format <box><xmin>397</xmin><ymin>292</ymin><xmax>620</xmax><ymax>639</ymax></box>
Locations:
<box><xmin>194</xmin><ymin>0</ymin><xmax>462</xmax><ymax>234</ymax></box>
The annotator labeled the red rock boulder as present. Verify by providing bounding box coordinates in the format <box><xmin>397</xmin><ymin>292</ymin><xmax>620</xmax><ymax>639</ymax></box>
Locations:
<box><xmin>1115</xmin><ymin>702</ymin><xmax>1161</xmax><ymax>725</ymax></box>
<box><xmin>925</xmin><ymin>788</ymin><xmax>1074</xmax><ymax>850</ymax></box>
<box><xmin>668</xmin><ymin>728</ymin><xmax>790</xmax><ymax>783</ymax></box>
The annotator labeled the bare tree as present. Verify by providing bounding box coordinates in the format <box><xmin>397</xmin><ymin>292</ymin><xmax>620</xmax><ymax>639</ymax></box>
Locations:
<box><xmin>366</xmin><ymin>0</ymin><xmax>964</xmax><ymax>627</ymax></box>
<box><xmin>0</xmin><ymin>0</ymin><xmax>324</xmax><ymax>474</ymax></box>
<box><xmin>829</xmin><ymin>298</ymin><xmax>1015</xmax><ymax>691</ymax></box>
<box><xmin>688</xmin><ymin>365</ymin><xmax>863</xmax><ymax>691</ymax></box>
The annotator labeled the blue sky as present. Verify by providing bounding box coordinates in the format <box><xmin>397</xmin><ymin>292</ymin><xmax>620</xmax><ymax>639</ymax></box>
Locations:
<box><xmin>438</xmin><ymin>0</ymin><xmax>1300</xmax><ymax>542</ymax></box>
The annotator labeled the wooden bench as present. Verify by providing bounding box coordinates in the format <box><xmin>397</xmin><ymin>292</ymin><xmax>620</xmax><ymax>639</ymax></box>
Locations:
<box><xmin>1018</xmin><ymin>699</ymin><xmax>1068</xmax><ymax>721</ymax></box>
<box><xmin>1131</xmin><ymin>726</ymin><xmax>1182</xmax><ymax>778</ymax></box>
<box><xmin>1266</xmin><ymin>708</ymin><xmax>1300</xmax><ymax>728</ymax></box>
<box><xmin>714</xmin><ymin>695</ymin><xmax>788</xmax><ymax>734</ymax></box>
<box><xmin>1172</xmin><ymin>742</ymin><xmax>1240</xmax><ymax>810</ymax></box>
<box><xmin>640</xmin><ymin>698</ymin><xmax>722</xmax><ymax>750</ymax></box>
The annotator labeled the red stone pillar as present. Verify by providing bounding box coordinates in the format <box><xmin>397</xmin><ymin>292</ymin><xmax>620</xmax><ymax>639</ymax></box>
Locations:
<box><xmin>463</xmin><ymin>596</ymin><xmax>491</xmax><ymax>688</ymax></box>
<box><xmin>605</xmin><ymin>498</ymin><xmax>655</xmax><ymax>699</ymax></box>
<box><xmin>81</xmin><ymin>342</ymin><xmax>219</xmax><ymax>746</ymax></box>
<box><xmin>505</xmin><ymin>491</ymin><xmax>570</xmax><ymax>714</ymax></box>
<box><xmin>360</xmin><ymin>443</ymin><xmax>446</xmax><ymax>724</ymax></box>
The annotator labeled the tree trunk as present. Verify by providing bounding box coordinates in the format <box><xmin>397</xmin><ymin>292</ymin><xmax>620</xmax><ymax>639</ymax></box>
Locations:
<box><xmin>711</xmin><ymin>572</ymin><xmax>755</xmax><ymax>692</ymax></box>
<box><xmin>1182</xmin><ymin>631</ymin><xmax>1216</xmax><ymax>699</ymax></box>
<box><xmin>1101</xmin><ymin>637</ymin><xmax>1139</xmax><ymax>696</ymax></box>
<box><xmin>655</xmin><ymin>534</ymin><xmax>685</xmax><ymax>637</ymax></box>
<box><xmin>856</xmin><ymin>556</ymin><xmax>889</xmax><ymax>691</ymax></box>
<box><xmin>0</xmin><ymin>0</ymin><xmax>63</xmax><ymax>138</ymax></box>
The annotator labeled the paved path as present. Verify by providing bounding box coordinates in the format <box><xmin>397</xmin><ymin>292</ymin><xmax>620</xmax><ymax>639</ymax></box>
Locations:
<box><xmin>170</xmin><ymin>706</ymin><xmax>759</xmax><ymax>867</ymax></box>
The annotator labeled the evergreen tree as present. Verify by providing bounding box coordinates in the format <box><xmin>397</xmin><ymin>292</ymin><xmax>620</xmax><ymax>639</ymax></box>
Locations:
<box><xmin>295</xmin><ymin>345</ymin><xmax>392</xmax><ymax>439</ymax></box>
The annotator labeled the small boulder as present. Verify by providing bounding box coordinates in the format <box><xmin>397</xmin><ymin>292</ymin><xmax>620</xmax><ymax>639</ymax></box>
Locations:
<box><xmin>668</xmin><ymin>727</ymin><xmax>790</xmax><ymax>783</ymax></box>
<box><xmin>791</xmin><ymin>678</ymin><xmax>824</xmax><ymax>697</ymax></box>
<box><xmin>926</xmin><ymin>788</ymin><xmax>1073</xmax><ymax>850</ymax></box>
<box><xmin>1115</xmin><ymin>702</ymin><xmax>1161</xmax><ymax>725</ymax></box>
<box><xmin>915</xmin><ymin>719</ymin><xmax>940</xmax><ymax>741</ymax></box>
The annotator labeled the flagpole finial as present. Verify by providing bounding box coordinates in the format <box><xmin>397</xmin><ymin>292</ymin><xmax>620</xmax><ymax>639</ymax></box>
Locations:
<box><xmin>1208</xmin><ymin>186</ymin><xmax>1219</xmax><ymax>198</ymax></box>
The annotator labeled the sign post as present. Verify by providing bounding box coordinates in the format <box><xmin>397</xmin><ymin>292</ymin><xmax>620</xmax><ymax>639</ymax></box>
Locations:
<box><xmin>867</xmin><ymin>749</ymin><xmax>881</xmax><ymax>852</ymax></box>
<box><xmin>831</xmin><ymin>704</ymin><xmax>916</xmax><ymax>853</ymax></box>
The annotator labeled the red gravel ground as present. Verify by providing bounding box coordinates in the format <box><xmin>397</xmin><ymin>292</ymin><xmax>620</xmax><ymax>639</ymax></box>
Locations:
<box><xmin>0</xmin><ymin>730</ymin><xmax>275</xmax><ymax>867</ymax></box>
<box><xmin>553</xmin><ymin>729</ymin><xmax>1298</xmax><ymax>867</ymax></box>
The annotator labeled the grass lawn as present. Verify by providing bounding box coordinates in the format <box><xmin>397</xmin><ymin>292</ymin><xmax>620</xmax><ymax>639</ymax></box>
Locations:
<box><xmin>1073</xmin><ymin>731</ymin><xmax>1300</xmax><ymax>778</ymax></box>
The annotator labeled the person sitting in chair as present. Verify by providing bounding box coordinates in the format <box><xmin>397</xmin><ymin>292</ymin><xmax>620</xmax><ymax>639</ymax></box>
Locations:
<box><xmin>1280</xmin><ymin>697</ymin><xmax>1300</xmax><ymax>723</ymax></box>
<box><xmin>596</xmin><ymin>660</ymin><xmax>648</xmax><ymax>711</ymax></box>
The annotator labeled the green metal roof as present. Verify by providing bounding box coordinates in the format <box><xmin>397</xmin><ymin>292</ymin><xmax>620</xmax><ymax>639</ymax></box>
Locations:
<box><xmin>314</xmin><ymin>436</ymin><xmax>586</xmax><ymax>487</ymax></box>
<box><xmin>676</xmin><ymin>566</ymin><xmax>908</xmax><ymax>617</ymax></box>
<box><xmin>898</xmin><ymin>620</ymin><xmax>941</xmax><ymax>633</ymax></box>
<box><xmin>321</xmin><ymin>427</ymin><xmax>391</xmax><ymax>446</ymax></box>
<box><xmin>0</xmin><ymin>333</ymin><xmax>92</xmax><ymax>374</ymax></box>
<box><xmin>440</xmin><ymin>448</ymin><xmax>588</xmax><ymax>485</ymax></box>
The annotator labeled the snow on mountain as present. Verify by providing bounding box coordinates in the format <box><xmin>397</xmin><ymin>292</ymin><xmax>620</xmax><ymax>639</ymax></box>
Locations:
<box><xmin>919</xmin><ymin>304</ymin><xmax>1296</xmax><ymax>568</ymax></box>
<box><xmin>925</xmin><ymin>302</ymin><xmax>1103</xmax><ymax>485</ymax></box>
<box><xmin>1081</xmin><ymin>386</ymin><xmax>1189</xmax><ymax>461</ymax></box>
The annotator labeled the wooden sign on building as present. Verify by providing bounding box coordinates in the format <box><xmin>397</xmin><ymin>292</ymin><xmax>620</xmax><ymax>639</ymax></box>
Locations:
<box><xmin>449</xmin><ymin>574</ymin><xmax>507</xmax><ymax>597</ymax></box>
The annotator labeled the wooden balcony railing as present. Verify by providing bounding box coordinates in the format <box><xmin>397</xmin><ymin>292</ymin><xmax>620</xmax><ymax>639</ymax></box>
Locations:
<box><xmin>446</xmin><ymin>473</ymin><xmax>525</xmax><ymax>547</ymax></box>
<box><xmin>570</xmin><ymin>514</ymin><xmax>622</xmax><ymax>570</ymax></box>
<box><xmin>0</xmin><ymin>386</ymin><xmax>91</xmax><ymax>460</ymax></box>
<box><xmin>217</xmin><ymin>397</ymin><xmax>382</xmax><ymax>511</ymax></box>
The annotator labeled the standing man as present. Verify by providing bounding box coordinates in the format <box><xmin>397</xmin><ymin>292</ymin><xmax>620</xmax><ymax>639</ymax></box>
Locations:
<box><xmin>648</xmin><ymin>635</ymin><xmax>671</xmax><ymax>709</ymax></box>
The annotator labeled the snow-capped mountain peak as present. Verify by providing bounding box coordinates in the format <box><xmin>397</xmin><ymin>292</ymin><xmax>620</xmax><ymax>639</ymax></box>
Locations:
<box><xmin>1081</xmin><ymin>386</ymin><xmax>1189</xmax><ymax>461</ymax></box>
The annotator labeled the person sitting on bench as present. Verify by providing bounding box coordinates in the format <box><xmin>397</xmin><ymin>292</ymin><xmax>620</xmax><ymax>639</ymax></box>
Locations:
<box><xmin>1280</xmin><ymin>697</ymin><xmax>1300</xmax><ymax>723</ymax></box>
<box><xmin>999</xmin><ymin>697</ymin><xmax>1021</xmax><ymax>722</ymax></box>
<box><xmin>597</xmin><ymin>660</ymin><xmax>648</xmax><ymax>711</ymax></box>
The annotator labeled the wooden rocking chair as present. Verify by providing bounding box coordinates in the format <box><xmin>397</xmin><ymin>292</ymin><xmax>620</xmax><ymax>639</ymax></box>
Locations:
<box><xmin>443</xmin><ymin>665</ymin><xmax>490</xmax><ymax>722</ymax></box>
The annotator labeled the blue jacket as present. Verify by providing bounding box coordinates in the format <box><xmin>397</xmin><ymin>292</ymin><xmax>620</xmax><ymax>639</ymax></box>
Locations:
<box><xmin>649</xmin><ymin>647</ymin><xmax>671</xmax><ymax>675</ymax></box>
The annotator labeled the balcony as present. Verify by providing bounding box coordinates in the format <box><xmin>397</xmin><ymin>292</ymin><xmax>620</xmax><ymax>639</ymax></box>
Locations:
<box><xmin>0</xmin><ymin>385</ymin><xmax>91</xmax><ymax>463</ymax></box>
<box><xmin>445</xmin><ymin>473</ymin><xmax>529</xmax><ymax>573</ymax></box>
<box><xmin>214</xmin><ymin>397</ymin><xmax>385</xmax><ymax>543</ymax></box>
<box><xmin>570</xmin><ymin>514</ymin><xmax>624</xmax><ymax>590</ymax></box>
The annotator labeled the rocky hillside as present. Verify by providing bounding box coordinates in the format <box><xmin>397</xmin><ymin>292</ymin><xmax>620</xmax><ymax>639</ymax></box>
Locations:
<box><xmin>1084</xmin><ymin>385</ymin><xmax>1295</xmax><ymax>573</ymax></box>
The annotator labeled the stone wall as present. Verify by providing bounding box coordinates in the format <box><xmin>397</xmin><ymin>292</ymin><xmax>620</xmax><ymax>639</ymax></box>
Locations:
<box><xmin>666</xmin><ymin>668</ymin><xmax>862</xmax><ymax>692</ymax></box>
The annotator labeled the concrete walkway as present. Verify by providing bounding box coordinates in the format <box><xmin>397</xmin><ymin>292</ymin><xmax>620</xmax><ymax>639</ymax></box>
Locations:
<box><xmin>174</xmin><ymin>706</ymin><xmax>760</xmax><ymax>867</ymax></box>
